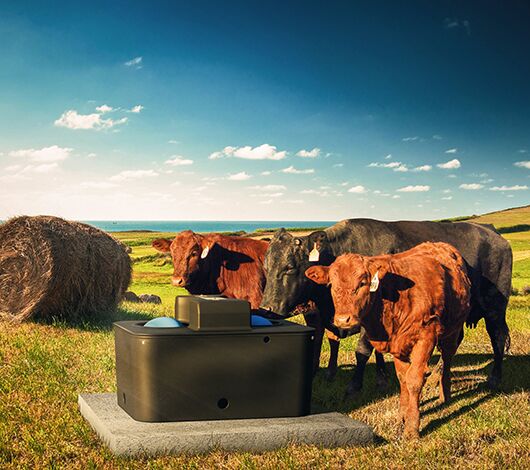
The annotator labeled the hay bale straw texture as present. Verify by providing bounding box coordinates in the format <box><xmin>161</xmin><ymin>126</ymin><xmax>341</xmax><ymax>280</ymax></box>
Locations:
<box><xmin>0</xmin><ymin>215</ymin><xmax>131</xmax><ymax>322</ymax></box>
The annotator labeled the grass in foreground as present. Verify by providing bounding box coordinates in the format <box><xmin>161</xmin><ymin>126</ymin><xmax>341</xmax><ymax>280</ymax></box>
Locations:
<box><xmin>0</xmin><ymin>227</ymin><xmax>529</xmax><ymax>468</ymax></box>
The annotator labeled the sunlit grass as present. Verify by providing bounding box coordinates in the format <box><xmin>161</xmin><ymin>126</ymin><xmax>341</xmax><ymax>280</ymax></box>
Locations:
<box><xmin>0</xmin><ymin>227</ymin><xmax>529</xmax><ymax>468</ymax></box>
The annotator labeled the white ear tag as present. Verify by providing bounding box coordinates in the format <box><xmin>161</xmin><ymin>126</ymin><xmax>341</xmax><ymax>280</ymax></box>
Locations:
<box><xmin>200</xmin><ymin>246</ymin><xmax>209</xmax><ymax>259</ymax></box>
<box><xmin>369</xmin><ymin>271</ymin><xmax>380</xmax><ymax>292</ymax></box>
<box><xmin>308</xmin><ymin>243</ymin><xmax>320</xmax><ymax>262</ymax></box>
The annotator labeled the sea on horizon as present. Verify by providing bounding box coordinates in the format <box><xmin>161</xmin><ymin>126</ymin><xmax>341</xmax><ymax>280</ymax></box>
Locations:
<box><xmin>82</xmin><ymin>220</ymin><xmax>336</xmax><ymax>233</ymax></box>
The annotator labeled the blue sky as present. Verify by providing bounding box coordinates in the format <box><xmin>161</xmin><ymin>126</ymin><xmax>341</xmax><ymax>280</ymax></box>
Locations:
<box><xmin>0</xmin><ymin>1</ymin><xmax>529</xmax><ymax>221</ymax></box>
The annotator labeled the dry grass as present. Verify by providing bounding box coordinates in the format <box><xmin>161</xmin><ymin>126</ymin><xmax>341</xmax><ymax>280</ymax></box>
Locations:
<box><xmin>0</xmin><ymin>297</ymin><xmax>528</xmax><ymax>469</ymax></box>
<box><xmin>0</xmin><ymin>216</ymin><xmax>131</xmax><ymax>322</ymax></box>
<box><xmin>1</xmin><ymin>223</ymin><xmax>529</xmax><ymax>469</ymax></box>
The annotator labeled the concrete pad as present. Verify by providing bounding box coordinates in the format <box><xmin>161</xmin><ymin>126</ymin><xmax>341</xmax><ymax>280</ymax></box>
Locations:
<box><xmin>78</xmin><ymin>393</ymin><xmax>373</xmax><ymax>456</ymax></box>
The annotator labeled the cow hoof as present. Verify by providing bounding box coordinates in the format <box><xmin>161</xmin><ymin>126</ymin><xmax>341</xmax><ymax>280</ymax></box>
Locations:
<box><xmin>345</xmin><ymin>382</ymin><xmax>362</xmax><ymax>397</ymax></box>
<box><xmin>403</xmin><ymin>429</ymin><xmax>420</xmax><ymax>441</ymax></box>
<box><xmin>486</xmin><ymin>375</ymin><xmax>501</xmax><ymax>391</ymax></box>
<box><xmin>325</xmin><ymin>368</ymin><xmax>337</xmax><ymax>382</ymax></box>
<box><xmin>375</xmin><ymin>374</ymin><xmax>390</xmax><ymax>392</ymax></box>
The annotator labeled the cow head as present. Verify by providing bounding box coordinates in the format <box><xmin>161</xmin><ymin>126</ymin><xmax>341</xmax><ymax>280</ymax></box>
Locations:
<box><xmin>260</xmin><ymin>228</ymin><xmax>334</xmax><ymax>316</ymax></box>
<box><xmin>152</xmin><ymin>230</ymin><xmax>216</xmax><ymax>288</ymax></box>
<box><xmin>305</xmin><ymin>253</ymin><xmax>388</xmax><ymax>330</ymax></box>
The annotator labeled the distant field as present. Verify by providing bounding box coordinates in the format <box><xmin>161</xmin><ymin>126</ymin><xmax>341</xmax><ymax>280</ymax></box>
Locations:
<box><xmin>0</xmin><ymin>209</ymin><xmax>529</xmax><ymax>468</ymax></box>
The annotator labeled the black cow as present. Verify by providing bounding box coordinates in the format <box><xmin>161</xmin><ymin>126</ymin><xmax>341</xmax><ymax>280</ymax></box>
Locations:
<box><xmin>260</xmin><ymin>219</ymin><xmax>512</xmax><ymax>392</ymax></box>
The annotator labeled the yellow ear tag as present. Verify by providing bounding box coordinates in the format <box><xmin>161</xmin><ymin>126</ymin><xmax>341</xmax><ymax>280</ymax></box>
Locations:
<box><xmin>201</xmin><ymin>246</ymin><xmax>209</xmax><ymax>259</ymax></box>
<box><xmin>370</xmin><ymin>271</ymin><xmax>380</xmax><ymax>292</ymax></box>
<box><xmin>308</xmin><ymin>243</ymin><xmax>320</xmax><ymax>262</ymax></box>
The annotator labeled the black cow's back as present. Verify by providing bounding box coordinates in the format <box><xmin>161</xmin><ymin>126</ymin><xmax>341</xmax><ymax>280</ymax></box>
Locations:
<box><xmin>324</xmin><ymin>219</ymin><xmax>512</xmax><ymax>323</ymax></box>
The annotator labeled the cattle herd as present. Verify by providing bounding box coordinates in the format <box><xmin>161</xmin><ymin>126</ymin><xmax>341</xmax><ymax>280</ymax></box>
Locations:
<box><xmin>152</xmin><ymin>217</ymin><xmax>513</xmax><ymax>439</ymax></box>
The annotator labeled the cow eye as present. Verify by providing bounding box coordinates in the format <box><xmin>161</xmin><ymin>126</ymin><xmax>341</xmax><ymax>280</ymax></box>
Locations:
<box><xmin>191</xmin><ymin>251</ymin><xmax>199</xmax><ymax>257</ymax></box>
<box><xmin>359</xmin><ymin>280</ymin><xmax>367</xmax><ymax>287</ymax></box>
<box><xmin>285</xmin><ymin>265</ymin><xmax>297</xmax><ymax>275</ymax></box>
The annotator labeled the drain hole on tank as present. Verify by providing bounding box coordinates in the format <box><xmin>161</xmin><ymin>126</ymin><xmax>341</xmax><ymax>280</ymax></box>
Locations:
<box><xmin>263</xmin><ymin>336</ymin><xmax>270</xmax><ymax>343</ymax></box>
<box><xmin>217</xmin><ymin>398</ymin><xmax>229</xmax><ymax>409</ymax></box>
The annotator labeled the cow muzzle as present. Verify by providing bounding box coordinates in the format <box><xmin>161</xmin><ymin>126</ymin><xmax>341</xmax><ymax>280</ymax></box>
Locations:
<box><xmin>333</xmin><ymin>316</ymin><xmax>361</xmax><ymax>332</ymax></box>
<box><xmin>172</xmin><ymin>276</ymin><xmax>188</xmax><ymax>287</ymax></box>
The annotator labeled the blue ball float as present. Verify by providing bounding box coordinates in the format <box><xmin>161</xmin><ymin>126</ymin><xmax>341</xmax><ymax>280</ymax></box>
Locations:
<box><xmin>251</xmin><ymin>315</ymin><xmax>273</xmax><ymax>327</ymax></box>
<box><xmin>144</xmin><ymin>317</ymin><xmax>184</xmax><ymax>328</ymax></box>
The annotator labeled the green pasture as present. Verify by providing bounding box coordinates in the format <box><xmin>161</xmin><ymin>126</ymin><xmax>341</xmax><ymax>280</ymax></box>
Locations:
<box><xmin>0</xmin><ymin>222</ymin><xmax>529</xmax><ymax>468</ymax></box>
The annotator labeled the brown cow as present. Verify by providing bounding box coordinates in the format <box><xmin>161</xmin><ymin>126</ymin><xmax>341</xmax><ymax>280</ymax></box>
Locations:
<box><xmin>305</xmin><ymin>242</ymin><xmax>471</xmax><ymax>439</ymax></box>
<box><xmin>152</xmin><ymin>230</ymin><xmax>339</xmax><ymax>375</ymax></box>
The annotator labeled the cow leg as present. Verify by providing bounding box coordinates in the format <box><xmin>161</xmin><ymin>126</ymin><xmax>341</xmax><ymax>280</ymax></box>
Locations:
<box><xmin>325</xmin><ymin>329</ymin><xmax>340</xmax><ymax>381</ymax></box>
<box><xmin>403</xmin><ymin>336</ymin><xmax>436</xmax><ymax>440</ymax></box>
<box><xmin>375</xmin><ymin>351</ymin><xmax>389</xmax><ymax>390</ymax></box>
<box><xmin>303</xmin><ymin>311</ymin><xmax>324</xmax><ymax>375</ymax></box>
<box><xmin>393</xmin><ymin>357</ymin><xmax>410</xmax><ymax>427</ymax></box>
<box><xmin>484</xmin><ymin>315</ymin><xmax>509</xmax><ymax>390</ymax></box>
<box><xmin>438</xmin><ymin>330</ymin><xmax>462</xmax><ymax>404</ymax></box>
<box><xmin>346</xmin><ymin>328</ymin><xmax>373</xmax><ymax>395</ymax></box>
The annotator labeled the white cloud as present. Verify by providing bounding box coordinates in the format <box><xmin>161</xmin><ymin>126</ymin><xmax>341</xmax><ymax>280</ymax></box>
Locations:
<box><xmin>5</xmin><ymin>165</ymin><xmax>21</xmax><ymax>172</ymax></box>
<box><xmin>489</xmin><ymin>185</ymin><xmax>528</xmax><ymax>191</ymax></box>
<box><xmin>81</xmin><ymin>181</ymin><xmax>118</xmax><ymax>189</ymax></box>
<box><xmin>25</xmin><ymin>163</ymin><xmax>59</xmax><ymax>173</ymax></box>
<box><xmin>261</xmin><ymin>171</ymin><xmax>272</xmax><ymax>176</ymax></box>
<box><xmin>368</xmin><ymin>161</ymin><xmax>402</xmax><ymax>169</ymax></box>
<box><xmin>412</xmin><ymin>165</ymin><xmax>432</xmax><ymax>172</ymax></box>
<box><xmin>445</xmin><ymin>148</ymin><xmax>458</xmax><ymax>154</ymax></box>
<box><xmin>96</xmin><ymin>104</ymin><xmax>113</xmax><ymax>113</ymax></box>
<box><xmin>385</xmin><ymin>154</ymin><xmax>392</xmax><ymax>159</ymax></box>
<box><xmin>124</xmin><ymin>56</ymin><xmax>143</xmax><ymax>67</ymax></box>
<box><xmin>87</xmin><ymin>153</ymin><xmax>97</xmax><ymax>158</ymax></box>
<box><xmin>442</xmin><ymin>189</ymin><xmax>452</xmax><ymax>193</ymax></box>
<box><xmin>444</xmin><ymin>18</ymin><xmax>471</xmax><ymax>35</ymax></box>
<box><xmin>459</xmin><ymin>183</ymin><xmax>483</xmax><ymax>190</ymax></box>
<box><xmin>437</xmin><ymin>158</ymin><xmax>461</xmax><ymax>169</ymax></box>
<box><xmin>259</xmin><ymin>199</ymin><xmax>273</xmax><ymax>205</ymax></box>
<box><xmin>514</xmin><ymin>161</ymin><xmax>530</xmax><ymax>169</ymax></box>
<box><xmin>348</xmin><ymin>185</ymin><xmax>367</xmax><ymax>194</ymax></box>
<box><xmin>397</xmin><ymin>185</ymin><xmax>430</xmax><ymax>192</ymax></box>
<box><xmin>392</xmin><ymin>195</ymin><xmax>400</xmax><ymax>199</ymax></box>
<box><xmin>432</xmin><ymin>135</ymin><xmax>443</xmax><ymax>140</ymax></box>
<box><xmin>281</xmin><ymin>166</ymin><xmax>314</xmax><ymax>174</ymax></box>
<box><xmin>402</xmin><ymin>136</ymin><xmax>419</xmax><ymax>142</ymax></box>
<box><xmin>368</xmin><ymin>161</ymin><xmax>430</xmax><ymax>172</ymax></box>
<box><xmin>54</xmin><ymin>110</ymin><xmax>128</xmax><ymax>130</ymax></box>
<box><xmin>9</xmin><ymin>145</ymin><xmax>73</xmax><ymax>163</ymax></box>
<box><xmin>109</xmin><ymin>170</ymin><xmax>158</xmax><ymax>182</ymax></box>
<box><xmin>209</xmin><ymin>144</ymin><xmax>286</xmax><ymax>160</ymax></box>
<box><xmin>441</xmin><ymin>196</ymin><xmax>453</xmax><ymax>200</ymax></box>
<box><xmin>296</xmin><ymin>148</ymin><xmax>320</xmax><ymax>158</ymax></box>
<box><xmin>249</xmin><ymin>184</ymin><xmax>286</xmax><ymax>191</ymax></box>
<box><xmin>165</xmin><ymin>155</ymin><xmax>193</xmax><ymax>166</ymax></box>
<box><xmin>332</xmin><ymin>163</ymin><xmax>344</xmax><ymax>168</ymax></box>
<box><xmin>227</xmin><ymin>171</ymin><xmax>252</xmax><ymax>181</ymax></box>
<box><xmin>168</xmin><ymin>139</ymin><xmax>180</xmax><ymax>144</ymax></box>
<box><xmin>130</xmin><ymin>105</ymin><xmax>144</xmax><ymax>113</ymax></box>
<box><xmin>394</xmin><ymin>165</ymin><xmax>409</xmax><ymax>172</ymax></box>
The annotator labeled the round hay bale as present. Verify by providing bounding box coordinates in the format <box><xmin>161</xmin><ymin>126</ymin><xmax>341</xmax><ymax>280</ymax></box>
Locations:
<box><xmin>0</xmin><ymin>215</ymin><xmax>131</xmax><ymax>322</ymax></box>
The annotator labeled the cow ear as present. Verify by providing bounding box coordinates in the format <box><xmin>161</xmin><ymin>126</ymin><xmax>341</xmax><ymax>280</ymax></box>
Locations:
<box><xmin>200</xmin><ymin>240</ymin><xmax>216</xmax><ymax>259</ymax></box>
<box><xmin>367</xmin><ymin>260</ymin><xmax>389</xmax><ymax>292</ymax></box>
<box><xmin>305</xmin><ymin>265</ymin><xmax>330</xmax><ymax>285</ymax></box>
<box><xmin>152</xmin><ymin>238</ymin><xmax>172</xmax><ymax>253</ymax></box>
<box><xmin>369</xmin><ymin>271</ymin><xmax>380</xmax><ymax>292</ymax></box>
<box><xmin>274</xmin><ymin>228</ymin><xmax>292</xmax><ymax>241</ymax></box>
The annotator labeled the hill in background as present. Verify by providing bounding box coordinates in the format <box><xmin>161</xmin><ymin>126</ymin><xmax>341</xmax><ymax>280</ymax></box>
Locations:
<box><xmin>441</xmin><ymin>205</ymin><xmax>529</xmax><ymax>233</ymax></box>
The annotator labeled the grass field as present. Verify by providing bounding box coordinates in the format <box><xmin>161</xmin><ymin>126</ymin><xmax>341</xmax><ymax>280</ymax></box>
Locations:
<box><xmin>1</xmin><ymin>210</ymin><xmax>529</xmax><ymax>469</ymax></box>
